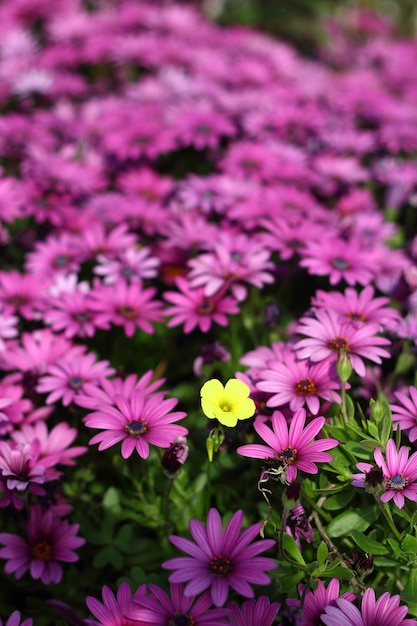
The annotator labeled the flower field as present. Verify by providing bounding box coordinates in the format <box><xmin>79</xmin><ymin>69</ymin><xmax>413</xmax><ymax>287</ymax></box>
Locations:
<box><xmin>1</xmin><ymin>1</ymin><xmax>417</xmax><ymax>624</ymax></box>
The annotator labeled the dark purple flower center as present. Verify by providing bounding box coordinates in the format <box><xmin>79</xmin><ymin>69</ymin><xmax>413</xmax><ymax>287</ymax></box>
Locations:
<box><xmin>7</xmin><ymin>294</ymin><xmax>28</xmax><ymax>306</ymax></box>
<box><xmin>209</xmin><ymin>554</ymin><xmax>231</xmax><ymax>576</ymax></box>
<box><xmin>68</xmin><ymin>376</ymin><xmax>83</xmax><ymax>389</ymax></box>
<box><xmin>386</xmin><ymin>473</ymin><xmax>409</xmax><ymax>491</ymax></box>
<box><xmin>365</xmin><ymin>466</ymin><xmax>383</xmax><ymax>488</ymax></box>
<box><xmin>287</xmin><ymin>238</ymin><xmax>303</xmax><ymax>249</ymax></box>
<box><xmin>197</xmin><ymin>298</ymin><xmax>215</xmax><ymax>315</ymax></box>
<box><xmin>295</xmin><ymin>378</ymin><xmax>317</xmax><ymax>396</ymax></box>
<box><xmin>328</xmin><ymin>336</ymin><xmax>350</xmax><ymax>353</ymax></box>
<box><xmin>169</xmin><ymin>612</ymin><xmax>195</xmax><ymax>626</ymax></box>
<box><xmin>279</xmin><ymin>447</ymin><xmax>298</xmax><ymax>464</ymax></box>
<box><xmin>331</xmin><ymin>257</ymin><xmax>350</xmax><ymax>270</ymax></box>
<box><xmin>117</xmin><ymin>304</ymin><xmax>138</xmax><ymax>319</ymax></box>
<box><xmin>31</xmin><ymin>539</ymin><xmax>52</xmax><ymax>561</ymax></box>
<box><xmin>348</xmin><ymin>311</ymin><xmax>367</xmax><ymax>322</ymax></box>
<box><xmin>54</xmin><ymin>254</ymin><xmax>71</xmax><ymax>267</ymax></box>
<box><xmin>74</xmin><ymin>311</ymin><xmax>91</xmax><ymax>323</ymax></box>
<box><xmin>124</xmin><ymin>419</ymin><xmax>148</xmax><ymax>437</ymax></box>
<box><xmin>121</xmin><ymin>266</ymin><xmax>135</xmax><ymax>278</ymax></box>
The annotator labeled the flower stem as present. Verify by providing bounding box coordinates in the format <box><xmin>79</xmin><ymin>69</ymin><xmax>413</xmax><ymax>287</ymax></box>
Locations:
<box><xmin>340</xmin><ymin>381</ymin><xmax>349</xmax><ymax>425</ymax></box>
<box><xmin>374</xmin><ymin>494</ymin><xmax>401</xmax><ymax>540</ymax></box>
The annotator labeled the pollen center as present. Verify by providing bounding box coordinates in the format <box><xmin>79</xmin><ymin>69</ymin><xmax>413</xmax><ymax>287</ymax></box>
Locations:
<box><xmin>169</xmin><ymin>612</ymin><xmax>195</xmax><ymax>626</ymax></box>
<box><xmin>279</xmin><ymin>447</ymin><xmax>298</xmax><ymax>464</ymax></box>
<box><xmin>348</xmin><ymin>312</ymin><xmax>366</xmax><ymax>322</ymax></box>
<box><xmin>386</xmin><ymin>473</ymin><xmax>409</xmax><ymax>491</ymax></box>
<box><xmin>209</xmin><ymin>554</ymin><xmax>231</xmax><ymax>576</ymax></box>
<box><xmin>331</xmin><ymin>257</ymin><xmax>350</xmax><ymax>270</ymax></box>
<box><xmin>117</xmin><ymin>305</ymin><xmax>138</xmax><ymax>319</ymax></box>
<box><xmin>197</xmin><ymin>299</ymin><xmax>215</xmax><ymax>315</ymax></box>
<box><xmin>31</xmin><ymin>539</ymin><xmax>52</xmax><ymax>561</ymax></box>
<box><xmin>124</xmin><ymin>419</ymin><xmax>148</xmax><ymax>437</ymax></box>
<box><xmin>328</xmin><ymin>336</ymin><xmax>350</xmax><ymax>352</ymax></box>
<box><xmin>68</xmin><ymin>375</ymin><xmax>83</xmax><ymax>389</ymax></box>
<box><xmin>295</xmin><ymin>378</ymin><xmax>317</xmax><ymax>396</ymax></box>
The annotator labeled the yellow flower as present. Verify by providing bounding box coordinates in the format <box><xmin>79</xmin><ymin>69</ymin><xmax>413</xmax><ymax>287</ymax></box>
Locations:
<box><xmin>200</xmin><ymin>378</ymin><xmax>256</xmax><ymax>427</ymax></box>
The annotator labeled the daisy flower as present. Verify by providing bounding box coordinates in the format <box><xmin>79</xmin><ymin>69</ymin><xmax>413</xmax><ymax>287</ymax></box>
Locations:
<box><xmin>237</xmin><ymin>408</ymin><xmax>338</xmax><ymax>483</ymax></box>
<box><xmin>374</xmin><ymin>439</ymin><xmax>417</xmax><ymax>508</ymax></box>
<box><xmin>164</xmin><ymin>277</ymin><xmax>240</xmax><ymax>334</ymax></box>
<box><xmin>390</xmin><ymin>386</ymin><xmax>417</xmax><ymax>442</ymax></box>
<box><xmin>84</xmin><ymin>389</ymin><xmax>188</xmax><ymax>459</ymax></box>
<box><xmin>294</xmin><ymin>308</ymin><xmax>391</xmax><ymax>377</ymax></box>
<box><xmin>129</xmin><ymin>582</ymin><xmax>230</xmax><ymax>625</ymax></box>
<box><xmin>86</xmin><ymin>581</ymin><xmax>147</xmax><ymax>626</ymax></box>
<box><xmin>0</xmin><ymin>306</ymin><xmax>19</xmax><ymax>351</ymax></box>
<box><xmin>0</xmin><ymin>611</ymin><xmax>32</xmax><ymax>626</ymax></box>
<box><xmin>321</xmin><ymin>587</ymin><xmax>417</xmax><ymax>626</ymax></box>
<box><xmin>227</xmin><ymin>596</ymin><xmax>280</xmax><ymax>626</ymax></box>
<box><xmin>291</xmin><ymin>578</ymin><xmax>355</xmax><ymax>626</ymax></box>
<box><xmin>0</xmin><ymin>505</ymin><xmax>85</xmax><ymax>584</ymax></box>
<box><xmin>93</xmin><ymin>247</ymin><xmax>160</xmax><ymax>285</ymax></box>
<box><xmin>162</xmin><ymin>508</ymin><xmax>276</xmax><ymax>607</ymax></box>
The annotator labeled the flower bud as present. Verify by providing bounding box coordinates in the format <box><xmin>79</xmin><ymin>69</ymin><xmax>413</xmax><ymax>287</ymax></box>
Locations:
<box><xmin>337</xmin><ymin>349</ymin><xmax>353</xmax><ymax>383</ymax></box>
<box><xmin>369</xmin><ymin>398</ymin><xmax>385</xmax><ymax>422</ymax></box>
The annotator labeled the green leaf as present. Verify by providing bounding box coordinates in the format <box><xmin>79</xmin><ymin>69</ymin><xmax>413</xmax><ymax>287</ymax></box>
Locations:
<box><xmin>402</xmin><ymin>568</ymin><xmax>417</xmax><ymax>607</ymax></box>
<box><xmin>93</xmin><ymin>545</ymin><xmax>124</xmax><ymax>569</ymax></box>
<box><xmin>103</xmin><ymin>487</ymin><xmax>121</xmax><ymax>512</ymax></box>
<box><xmin>320</xmin><ymin>566</ymin><xmax>355</xmax><ymax>579</ymax></box>
<box><xmin>327</xmin><ymin>506</ymin><xmax>381</xmax><ymax>538</ymax></box>
<box><xmin>402</xmin><ymin>534</ymin><xmax>417</xmax><ymax>555</ymax></box>
<box><xmin>359</xmin><ymin>439</ymin><xmax>380</xmax><ymax>452</ymax></box>
<box><xmin>350</xmin><ymin>530</ymin><xmax>388</xmax><ymax>555</ymax></box>
<box><xmin>345</xmin><ymin>394</ymin><xmax>355</xmax><ymax>421</ymax></box>
<box><xmin>317</xmin><ymin>541</ymin><xmax>328</xmax><ymax>567</ymax></box>
<box><xmin>282</xmin><ymin>533</ymin><xmax>306</xmax><ymax>566</ymax></box>
<box><xmin>387</xmin><ymin>538</ymin><xmax>404</xmax><ymax>560</ymax></box>
<box><xmin>115</xmin><ymin>524</ymin><xmax>134</xmax><ymax>553</ymax></box>
<box><xmin>322</xmin><ymin>489</ymin><xmax>355</xmax><ymax>511</ymax></box>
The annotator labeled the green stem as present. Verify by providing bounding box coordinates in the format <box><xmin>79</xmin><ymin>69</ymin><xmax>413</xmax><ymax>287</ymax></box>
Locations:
<box><xmin>375</xmin><ymin>494</ymin><xmax>401</xmax><ymax>540</ymax></box>
<box><xmin>340</xmin><ymin>381</ymin><xmax>349</xmax><ymax>425</ymax></box>
<box><xmin>205</xmin><ymin>457</ymin><xmax>212</xmax><ymax>514</ymax></box>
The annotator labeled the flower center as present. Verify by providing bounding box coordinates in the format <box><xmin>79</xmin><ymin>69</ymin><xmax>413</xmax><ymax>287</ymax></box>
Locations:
<box><xmin>124</xmin><ymin>419</ymin><xmax>148</xmax><ymax>437</ymax></box>
<box><xmin>197</xmin><ymin>299</ymin><xmax>215</xmax><ymax>315</ymax></box>
<box><xmin>331</xmin><ymin>257</ymin><xmax>350</xmax><ymax>270</ymax></box>
<box><xmin>117</xmin><ymin>305</ymin><xmax>138</xmax><ymax>319</ymax></box>
<box><xmin>169</xmin><ymin>612</ymin><xmax>195</xmax><ymax>626</ymax></box>
<box><xmin>348</xmin><ymin>312</ymin><xmax>366</xmax><ymax>322</ymax></box>
<box><xmin>295</xmin><ymin>378</ymin><xmax>317</xmax><ymax>396</ymax></box>
<box><xmin>31</xmin><ymin>539</ymin><xmax>52</xmax><ymax>561</ymax></box>
<box><xmin>328</xmin><ymin>336</ymin><xmax>350</xmax><ymax>353</ymax></box>
<box><xmin>386</xmin><ymin>473</ymin><xmax>409</xmax><ymax>491</ymax></box>
<box><xmin>279</xmin><ymin>447</ymin><xmax>298</xmax><ymax>464</ymax></box>
<box><xmin>7</xmin><ymin>294</ymin><xmax>27</xmax><ymax>306</ymax></box>
<box><xmin>54</xmin><ymin>254</ymin><xmax>71</xmax><ymax>268</ymax></box>
<box><xmin>209</xmin><ymin>554</ymin><xmax>231</xmax><ymax>576</ymax></box>
<box><xmin>68</xmin><ymin>375</ymin><xmax>83</xmax><ymax>389</ymax></box>
<box><xmin>74</xmin><ymin>311</ymin><xmax>91</xmax><ymax>323</ymax></box>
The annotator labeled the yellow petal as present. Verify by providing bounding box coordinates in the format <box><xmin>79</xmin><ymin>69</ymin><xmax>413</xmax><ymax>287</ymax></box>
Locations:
<box><xmin>224</xmin><ymin>378</ymin><xmax>250</xmax><ymax>400</ymax></box>
<box><xmin>200</xmin><ymin>379</ymin><xmax>224</xmax><ymax>404</ymax></box>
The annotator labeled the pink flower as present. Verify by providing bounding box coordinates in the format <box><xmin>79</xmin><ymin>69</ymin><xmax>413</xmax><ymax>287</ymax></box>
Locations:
<box><xmin>0</xmin><ymin>441</ymin><xmax>45</xmax><ymax>493</ymax></box>
<box><xmin>374</xmin><ymin>439</ymin><xmax>417</xmax><ymax>508</ymax></box>
<box><xmin>0</xmin><ymin>306</ymin><xmax>18</xmax><ymax>351</ymax></box>
<box><xmin>36</xmin><ymin>352</ymin><xmax>115</xmax><ymax>406</ymax></box>
<box><xmin>84</xmin><ymin>389</ymin><xmax>188</xmax><ymax>459</ymax></box>
<box><xmin>390</xmin><ymin>386</ymin><xmax>417</xmax><ymax>442</ymax></box>
<box><xmin>164</xmin><ymin>277</ymin><xmax>239</xmax><ymax>333</ymax></box>
<box><xmin>0</xmin><ymin>611</ymin><xmax>32</xmax><ymax>626</ymax></box>
<box><xmin>294</xmin><ymin>308</ymin><xmax>391</xmax><ymax>377</ymax></box>
<box><xmin>237</xmin><ymin>408</ymin><xmax>338</xmax><ymax>483</ymax></box>
<box><xmin>86</xmin><ymin>582</ymin><xmax>147</xmax><ymax>626</ymax></box>
<box><xmin>290</xmin><ymin>578</ymin><xmax>356</xmax><ymax>626</ymax></box>
<box><xmin>88</xmin><ymin>278</ymin><xmax>163</xmax><ymax>337</ymax></box>
<box><xmin>227</xmin><ymin>596</ymin><xmax>280</xmax><ymax>626</ymax></box>
<box><xmin>162</xmin><ymin>508</ymin><xmax>276</xmax><ymax>607</ymax></box>
<box><xmin>0</xmin><ymin>270</ymin><xmax>46</xmax><ymax>320</ymax></box>
<box><xmin>0</xmin><ymin>505</ymin><xmax>85</xmax><ymax>584</ymax></box>
<box><xmin>93</xmin><ymin>247</ymin><xmax>160</xmax><ymax>285</ymax></box>
<box><xmin>321</xmin><ymin>588</ymin><xmax>417</xmax><ymax>626</ymax></box>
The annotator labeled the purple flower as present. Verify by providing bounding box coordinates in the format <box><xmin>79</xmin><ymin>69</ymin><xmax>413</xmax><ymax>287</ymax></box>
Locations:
<box><xmin>0</xmin><ymin>441</ymin><xmax>45</xmax><ymax>493</ymax></box>
<box><xmin>86</xmin><ymin>582</ymin><xmax>147</xmax><ymax>626</ymax></box>
<box><xmin>374</xmin><ymin>439</ymin><xmax>417</xmax><ymax>508</ymax></box>
<box><xmin>0</xmin><ymin>504</ymin><xmax>85</xmax><ymax>584</ymax></box>
<box><xmin>162</xmin><ymin>508</ymin><xmax>277</xmax><ymax>607</ymax></box>
<box><xmin>390</xmin><ymin>385</ymin><xmax>417</xmax><ymax>442</ymax></box>
<box><xmin>227</xmin><ymin>596</ymin><xmax>280</xmax><ymax>626</ymax></box>
<box><xmin>129</xmin><ymin>582</ymin><xmax>230</xmax><ymax>625</ymax></box>
<box><xmin>290</xmin><ymin>579</ymin><xmax>356</xmax><ymax>626</ymax></box>
<box><xmin>0</xmin><ymin>612</ymin><xmax>32</xmax><ymax>626</ymax></box>
<box><xmin>84</xmin><ymin>389</ymin><xmax>188</xmax><ymax>459</ymax></box>
<box><xmin>321</xmin><ymin>588</ymin><xmax>417</xmax><ymax>626</ymax></box>
<box><xmin>237</xmin><ymin>408</ymin><xmax>338</xmax><ymax>483</ymax></box>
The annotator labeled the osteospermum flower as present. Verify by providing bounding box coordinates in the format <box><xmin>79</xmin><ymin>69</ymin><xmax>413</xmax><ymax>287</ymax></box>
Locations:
<box><xmin>291</xmin><ymin>578</ymin><xmax>355</xmax><ymax>626</ymax></box>
<box><xmin>200</xmin><ymin>378</ymin><xmax>256</xmax><ymax>427</ymax></box>
<box><xmin>129</xmin><ymin>582</ymin><xmax>230</xmax><ymax>625</ymax></box>
<box><xmin>390</xmin><ymin>386</ymin><xmax>417</xmax><ymax>442</ymax></box>
<box><xmin>162</xmin><ymin>508</ymin><xmax>277</xmax><ymax>607</ymax></box>
<box><xmin>84</xmin><ymin>389</ymin><xmax>188</xmax><ymax>459</ymax></box>
<box><xmin>0</xmin><ymin>505</ymin><xmax>85</xmax><ymax>584</ymax></box>
<box><xmin>237</xmin><ymin>408</ymin><xmax>338</xmax><ymax>483</ymax></box>
<box><xmin>86</xmin><ymin>581</ymin><xmax>147</xmax><ymax>626</ymax></box>
<box><xmin>227</xmin><ymin>596</ymin><xmax>281</xmax><ymax>626</ymax></box>
<box><xmin>373</xmin><ymin>439</ymin><xmax>417</xmax><ymax>508</ymax></box>
<box><xmin>0</xmin><ymin>611</ymin><xmax>32</xmax><ymax>626</ymax></box>
<box><xmin>321</xmin><ymin>587</ymin><xmax>417</xmax><ymax>626</ymax></box>
<box><xmin>294</xmin><ymin>308</ymin><xmax>391</xmax><ymax>377</ymax></box>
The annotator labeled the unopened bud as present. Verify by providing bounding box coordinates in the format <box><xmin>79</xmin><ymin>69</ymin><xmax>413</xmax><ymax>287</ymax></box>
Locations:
<box><xmin>369</xmin><ymin>398</ymin><xmax>385</xmax><ymax>422</ymax></box>
<box><xmin>206</xmin><ymin>426</ymin><xmax>225</xmax><ymax>463</ymax></box>
<box><xmin>337</xmin><ymin>349</ymin><xmax>353</xmax><ymax>383</ymax></box>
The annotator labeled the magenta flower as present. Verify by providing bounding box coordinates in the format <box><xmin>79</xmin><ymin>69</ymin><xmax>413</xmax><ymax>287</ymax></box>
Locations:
<box><xmin>129</xmin><ymin>582</ymin><xmax>230</xmax><ymax>625</ymax></box>
<box><xmin>86</xmin><ymin>582</ymin><xmax>147</xmax><ymax>626</ymax></box>
<box><xmin>84</xmin><ymin>389</ymin><xmax>188</xmax><ymax>459</ymax></box>
<box><xmin>321</xmin><ymin>588</ymin><xmax>417</xmax><ymax>626</ymax></box>
<box><xmin>237</xmin><ymin>408</ymin><xmax>338</xmax><ymax>483</ymax></box>
<box><xmin>294</xmin><ymin>308</ymin><xmax>391</xmax><ymax>377</ymax></box>
<box><xmin>0</xmin><ymin>612</ymin><xmax>32</xmax><ymax>626</ymax></box>
<box><xmin>0</xmin><ymin>505</ymin><xmax>85</xmax><ymax>584</ymax></box>
<box><xmin>227</xmin><ymin>596</ymin><xmax>280</xmax><ymax>626</ymax></box>
<box><xmin>390</xmin><ymin>386</ymin><xmax>417</xmax><ymax>442</ymax></box>
<box><xmin>162</xmin><ymin>508</ymin><xmax>277</xmax><ymax>607</ymax></box>
<box><xmin>291</xmin><ymin>579</ymin><xmax>356</xmax><ymax>626</ymax></box>
<box><xmin>164</xmin><ymin>277</ymin><xmax>240</xmax><ymax>333</ymax></box>
<box><xmin>374</xmin><ymin>439</ymin><xmax>417</xmax><ymax>508</ymax></box>
<box><xmin>256</xmin><ymin>355</ymin><xmax>341</xmax><ymax>415</ymax></box>
<box><xmin>0</xmin><ymin>441</ymin><xmax>45</xmax><ymax>493</ymax></box>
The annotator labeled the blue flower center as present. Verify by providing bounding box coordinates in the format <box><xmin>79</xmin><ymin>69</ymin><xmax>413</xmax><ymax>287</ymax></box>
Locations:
<box><xmin>279</xmin><ymin>447</ymin><xmax>298</xmax><ymax>464</ymax></box>
<box><xmin>386</xmin><ymin>473</ymin><xmax>409</xmax><ymax>490</ymax></box>
<box><xmin>331</xmin><ymin>257</ymin><xmax>350</xmax><ymax>270</ymax></box>
<box><xmin>170</xmin><ymin>613</ymin><xmax>195</xmax><ymax>626</ymax></box>
<box><xmin>124</xmin><ymin>419</ymin><xmax>148</xmax><ymax>437</ymax></box>
<box><xmin>68</xmin><ymin>376</ymin><xmax>83</xmax><ymax>389</ymax></box>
